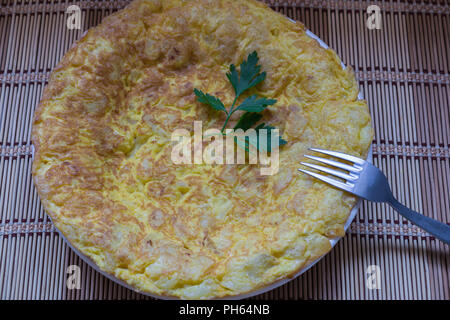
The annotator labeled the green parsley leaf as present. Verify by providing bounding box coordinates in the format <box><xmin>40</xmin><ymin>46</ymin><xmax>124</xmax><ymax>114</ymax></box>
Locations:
<box><xmin>234</xmin><ymin>112</ymin><xmax>263</xmax><ymax>131</ymax></box>
<box><xmin>235</xmin><ymin>95</ymin><xmax>277</xmax><ymax>113</ymax></box>
<box><xmin>226</xmin><ymin>51</ymin><xmax>266</xmax><ymax>98</ymax></box>
<box><xmin>194</xmin><ymin>51</ymin><xmax>287</xmax><ymax>154</ymax></box>
<box><xmin>194</xmin><ymin>88</ymin><xmax>227</xmax><ymax>113</ymax></box>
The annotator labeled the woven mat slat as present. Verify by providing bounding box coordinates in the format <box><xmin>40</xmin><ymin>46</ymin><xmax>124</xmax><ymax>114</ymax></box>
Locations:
<box><xmin>0</xmin><ymin>0</ymin><xmax>449</xmax><ymax>300</ymax></box>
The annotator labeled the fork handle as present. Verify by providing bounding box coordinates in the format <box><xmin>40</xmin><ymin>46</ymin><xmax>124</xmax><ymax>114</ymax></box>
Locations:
<box><xmin>388</xmin><ymin>197</ymin><xmax>450</xmax><ymax>244</ymax></box>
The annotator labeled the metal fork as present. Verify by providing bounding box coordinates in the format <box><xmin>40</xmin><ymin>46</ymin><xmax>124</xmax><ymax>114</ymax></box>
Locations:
<box><xmin>299</xmin><ymin>148</ymin><xmax>450</xmax><ymax>244</ymax></box>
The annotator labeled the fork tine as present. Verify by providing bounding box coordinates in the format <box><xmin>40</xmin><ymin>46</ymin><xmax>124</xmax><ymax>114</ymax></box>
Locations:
<box><xmin>309</xmin><ymin>147</ymin><xmax>365</xmax><ymax>165</ymax></box>
<box><xmin>298</xmin><ymin>168</ymin><xmax>354</xmax><ymax>193</ymax></box>
<box><xmin>304</xmin><ymin>155</ymin><xmax>362</xmax><ymax>173</ymax></box>
<box><xmin>300</xmin><ymin>162</ymin><xmax>358</xmax><ymax>181</ymax></box>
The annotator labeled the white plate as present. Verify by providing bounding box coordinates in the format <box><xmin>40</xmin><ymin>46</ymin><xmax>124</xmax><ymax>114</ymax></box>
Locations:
<box><xmin>35</xmin><ymin>24</ymin><xmax>371</xmax><ymax>300</ymax></box>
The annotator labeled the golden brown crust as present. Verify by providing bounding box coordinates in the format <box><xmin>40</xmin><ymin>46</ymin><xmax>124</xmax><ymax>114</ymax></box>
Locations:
<box><xmin>32</xmin><ymin>0</ymin><xmax>373</xmax><ymax>299</ymax></box>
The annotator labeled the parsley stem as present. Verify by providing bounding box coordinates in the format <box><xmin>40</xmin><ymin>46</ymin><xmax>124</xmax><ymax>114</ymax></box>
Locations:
<box><xmin>221</xmin><ymin>95</ymin><xmax>239</xmax><ymax>133</ymax></box>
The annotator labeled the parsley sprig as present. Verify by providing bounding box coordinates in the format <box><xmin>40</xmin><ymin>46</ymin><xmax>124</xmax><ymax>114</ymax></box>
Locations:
<box><xmin>194</xmin><ymin>51</ymin><xmax>287</xmax><ymax>152</ymax></box>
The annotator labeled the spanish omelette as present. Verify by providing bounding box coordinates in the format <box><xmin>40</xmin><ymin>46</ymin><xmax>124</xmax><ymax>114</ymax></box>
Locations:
<box><xmin>32</xmin><ymin>0</ymin><xmax>373</xmax><ymax>299</ymax></box>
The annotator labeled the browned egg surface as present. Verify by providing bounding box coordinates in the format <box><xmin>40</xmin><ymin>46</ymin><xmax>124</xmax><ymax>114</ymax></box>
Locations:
<box><xmin>32</xmin><ymin>0</ymin><xmax>373</xmax><ymax>299</ymax></box>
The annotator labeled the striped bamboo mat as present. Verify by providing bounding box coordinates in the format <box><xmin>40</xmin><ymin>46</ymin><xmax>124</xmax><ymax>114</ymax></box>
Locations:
<box><xmin>0</xmin><ymin>0</ymin><xmax>449</xmax><ymax>300</ymax></box>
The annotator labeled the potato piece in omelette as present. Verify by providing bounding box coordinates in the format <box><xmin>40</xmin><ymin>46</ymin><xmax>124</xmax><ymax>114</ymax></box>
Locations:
<box><xmin>32</xmin><ymin>0</ymin><xmax>373</xmax><ymax>299</ymax></box>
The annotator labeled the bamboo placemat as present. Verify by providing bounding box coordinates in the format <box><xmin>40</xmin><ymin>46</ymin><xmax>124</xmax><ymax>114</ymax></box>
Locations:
<box><xmin>0</xmin><ymin>0</ymin><xmax>449</xmax><ymax>300</ymax></box>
